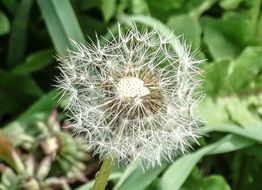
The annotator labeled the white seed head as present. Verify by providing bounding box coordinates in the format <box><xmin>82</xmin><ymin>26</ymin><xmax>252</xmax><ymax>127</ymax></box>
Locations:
<box><xmin>56</xmin><ymin>23</ymin><xmax>203</xmax><ymax>167</ymax></box>
<box><xmin>117</xmin><ymin>77</ymin><xmax>150</xmax><ymax>98</ymax></box>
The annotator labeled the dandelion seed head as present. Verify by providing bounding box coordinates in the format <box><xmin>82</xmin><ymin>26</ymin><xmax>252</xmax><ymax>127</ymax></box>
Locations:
<box><xmin>56</xmin><ymin>22</ymin><xmax>203</xmax><ymax>166</ymax></box>
<box><xmin>116</xmin><ymin>77</ymin><xmax>150</xmax><ymax>98</ymax></box>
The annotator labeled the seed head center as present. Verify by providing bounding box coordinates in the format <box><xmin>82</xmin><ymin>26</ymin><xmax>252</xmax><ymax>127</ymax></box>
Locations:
<box><xmin>117</xmin><ymin>77</ymin><xmax>150</xmax><ymax>98</ymax></box>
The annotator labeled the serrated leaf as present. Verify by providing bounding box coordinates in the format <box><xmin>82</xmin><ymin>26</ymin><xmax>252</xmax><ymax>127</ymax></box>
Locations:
<box><xmin>224</xmin><ymin>96</ymin><xmax>262</xmax><ymax>128</ymax></box>
<box><xmin>201</xmin><ymin>0</ymin><xmax>261</xmax><ymax>61</ymax></box>
<box><xmin>197</xmin><ymin>97</ymin><xmax>230</xmax><ymax>126</ymax></box>
<box><xmin>202</xmin><ymin>60</ymin><xmax>231</xmax><ymax>96</ymax></box>
<box><xmin>226</xmin><ymin>47</ymin><xmax>262</xmax><ymax>93</ymax></box>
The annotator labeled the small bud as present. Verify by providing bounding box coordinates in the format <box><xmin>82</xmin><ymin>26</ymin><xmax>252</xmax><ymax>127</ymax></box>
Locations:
<box><xmin>12</xmin><ymin>150</ymin><xmax>25</xmax><ymax>174</ymax></box>
<box><xmin>41</xmin><ymin>136</ymin><xmax>59</xmax><ymax>155</ymax></box>
<box><xmin>36</xmin><ymin>156</ymin><xmax>52</xmax><ymax>180</ymax></box>
<box><xmin>22</xmin><ymin>178</ymin><xmax>40</xmax><ymax>190</ymax></box>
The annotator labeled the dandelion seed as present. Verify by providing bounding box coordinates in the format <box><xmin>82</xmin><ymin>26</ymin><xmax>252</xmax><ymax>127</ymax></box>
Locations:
<box><xmin>56</xmin><ymin>23</ymin><xmax>203</xmax><ymax>166</ymax></box>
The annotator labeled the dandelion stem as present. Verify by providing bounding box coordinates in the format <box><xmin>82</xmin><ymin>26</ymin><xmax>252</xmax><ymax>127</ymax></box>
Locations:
<box><xmin>92</xmin><ymin>157</ymin><xmax>114</xmax><ymax>190</ymax></box>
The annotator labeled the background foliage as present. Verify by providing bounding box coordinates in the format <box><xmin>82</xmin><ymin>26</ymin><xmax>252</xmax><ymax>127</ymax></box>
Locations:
<box><xmin>0</xmin><ymin>0</ymin><xmax>262</xmax><ymax>190</ymax></box>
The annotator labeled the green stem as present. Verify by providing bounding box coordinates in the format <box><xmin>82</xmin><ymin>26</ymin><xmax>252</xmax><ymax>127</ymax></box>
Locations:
<box><xmin>92</xmin><ymin>157</ymin><xmax>114</xmax><ymax>190</ymax></box>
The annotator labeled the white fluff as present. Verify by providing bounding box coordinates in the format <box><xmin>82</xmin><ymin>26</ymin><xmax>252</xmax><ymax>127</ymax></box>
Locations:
<box><xmin>56</xmin><ymin>23</ymin><xmax>203</xmax><ymax>167</ymax></box>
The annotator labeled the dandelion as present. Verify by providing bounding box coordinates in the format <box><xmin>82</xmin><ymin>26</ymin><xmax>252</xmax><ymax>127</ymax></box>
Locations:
<box><xmin>56</xmin><ymin>23</ymin><xmax>203</xmax><ymax>188</ymax></box>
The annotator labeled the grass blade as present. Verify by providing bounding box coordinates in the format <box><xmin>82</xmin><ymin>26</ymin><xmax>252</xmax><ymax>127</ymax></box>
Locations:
<box><xmin>114</xmin><ymin>161</ymin><xmax>168</xmax><ymax>190</ymax></box>
<box><xmin>202</xmin><ymin>125</ymin><xmax>262</xmax><ymax>143</ymax></box>
<box><xmin>7</xmin><ymin>0</ymin><xmax>33</xmax><ymax>67</ymax></box>
<box><xmin>160</xmin><ymin>134</ymin><xmax>256</xmax><ymax>190</ymax></box>
<box><xmin>37</xmin><ymin>0</ymin><xmax>85</xmax><ymax>54</ymax></box>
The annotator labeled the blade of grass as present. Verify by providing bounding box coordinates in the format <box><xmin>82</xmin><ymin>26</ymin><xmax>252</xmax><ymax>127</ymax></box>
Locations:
<box><xmin>37</xmin><ymin>0</ymin><xmax>85</xmax><ymax>54</ymax></box>
<box><xmin>201</xmin><ymin>125</ymin><xmax>262</xmax><ymax>143</ymax></box>
<box><xmin>11</xmin><ymin>49</ymin><xmax>55</xmax><ymax>74</ymax></box>
<box><xmin>114</xmin><ymin>161</ymin><xmax>168</xmax><ymax>190</ymax></box>
<box><xmin>7</xmin><ymin>0</ymin><xmax>33</xmax><ymax>67</ymax></box>
<box><xmin>160</xmin><ymin>134</ymin><xmax>256</xmax><ymax>190</ymax></box>
<box><xmin>114</xmin><ymin>134</ymin><xmax>255</xmax><ymax>190</ymax></box>
<box><xmin>208</xmin><ymin>135</ymin><xmax>255</xmax><ymax>155</ymax></box>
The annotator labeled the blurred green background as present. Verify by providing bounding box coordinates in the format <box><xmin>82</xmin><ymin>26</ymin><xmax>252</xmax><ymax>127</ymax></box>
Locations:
<box><xmin>0</xmin><ymin>0</ymin><xmax>262</xmax><ymax>190</ymax></box>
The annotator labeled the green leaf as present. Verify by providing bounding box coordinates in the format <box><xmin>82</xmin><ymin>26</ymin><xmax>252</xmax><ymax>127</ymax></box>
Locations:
<box><xmin>231</xmin><ymin>152</ymin><xmax>262</xmax><ymax>190</ymax></box>
<box><xmin>207</xmin><ymin>135</ymin><xmax>255</xmax><ymax>155</ymax></box>
<box><xmin>11</xmin><ymin>49</ymin><xmax>55</xmax><ymax>74</ymax></box>
<box><xmin>0</xmin><ymin>73</ymin><xmax>43</xmax><ymax>112</ymax></box>
<box><xmin>101</xmin><ymin>0</ymin><xmax>116</xmax><ymax>22</ymax></box>
<box><xmin>4</xmin><ymin>90</ymin><xmax>58</xmax><ymax>134</ymax></box>
<box><xmin>202</xmin><ymin>47</ymin><xmax>262</xmax><ymax>95</ymax></box>
<box><xmin>198</xmin><ymin>94</ymin><xmax>262</xmax><ymax>128</ymax></box>
<box><xmin>247</xmin><ymin>144</ymin><xmax>262</xmax><ymax>162</ymax></box>
<box><xmin>160</xmin><ymin>142</ymin><xmax>214</xmax><ymax>190</ymax></box>
<box><xmin>114</xmin><ymin>161</ymin><xmax>168</xmax><ymax>190</ymax></box>
<box><xmin>219</xmin><ymin>0</ymin><xmax>243</xmax><ymax>10</ymax></box>
<box><xmin>183</xmin><ymin>171</ymin><xmax>231</xmax><ymax>190</ymax></box>
<box><xmin>7</xmin><ymin>0</ymin><xmax>33</xmax><ymax>67</ymax></box>
<box><xmin>201</xmin><ymin>175</ymin><xmax>231</xmax><ymax>190</ymax></box>
<box><xmin>0</xmin><ymin>11</ymin><xmax>10</xmax><ymax>36</ymax></box>
<box><xmin>181</xmin><ymin>167</ymin><xmax>203</xmax><ymax>190</ymax></box>
<box><xmin>145</xmin><ymin>0</ymin><xmax>184</xmax><ymax>21</ymax></box>
<box><xmin>197</xmin><ymin>97</ymin><xmax>230</xmax><ymax>126</ymax></box>
<box><xmin>78</xmin><ymin>16</ymin><xmax>106</xmax><ymax>40</ymax></box>
<box><xmin>131</xmin><ymin>0</ymin><xmax>149</xmax><ymax>15</ymax></box>
<box><xmin>202</xmin><ymin>125</ymin><xmax>262</xmax><ymax>143</ymax></box>
<box><xmin>224</xmin><ymin>96</ymin><xmax>262</xmax><ymax>128</ymax></box>
<box><xmin>202</xmin><ymin>60</ymin><xmax>231</xmax><ymax>97</ymax></box>
<box><xmin>188</xmin><ymin>0</ymin><xmax>217</xmax><ymax>18</ymax></box>
<box><xmin>0</xmin><ymin>0</ymin><xmax>17</xmax><ymax>14</ymax></box>
<box><xmin>167</xmin><ymin>14</ymin><xmax>201</xmax><ymax>49</ymax></box>
<box><xmin>201</xmin><ymin>0</ymin><xmax>261</xmax><ymax>61</ymax></box>
<box><xmin>37</xmin><ymin>0</ymin><xmax>85</xmax><ymax>54</ymax></box>
<box><xmin>257</xmin><ymin>14</ymin><xmax>262</xmax><ymax>43</ymax></box>
<box><xmin>160</xmin><ymin>134</ymin><xmax>255</xmax><ymax>190</ymax></box>
<box><xmin>201</xmin><ymin>16</ymin><xmax>240</xmax><ymax>61</ymax></box>
<box><xmin>226</xmin><ymin>47</ymin><xmax>262</xmax><ymax>93</ymax></box>
<box><xmin>0</xmin><ymin>90</ymin><xmax>20</xmax><ymax>116</ymax></box>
